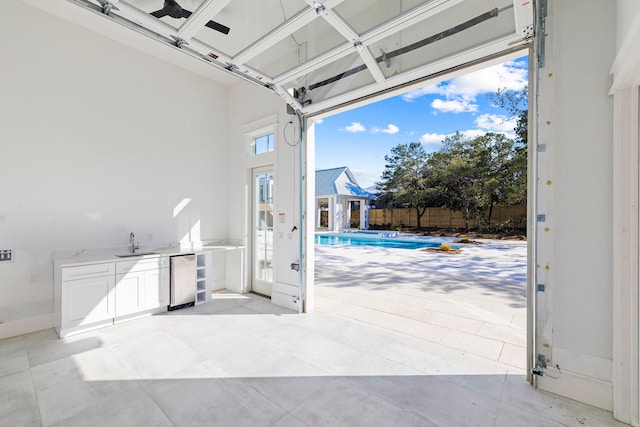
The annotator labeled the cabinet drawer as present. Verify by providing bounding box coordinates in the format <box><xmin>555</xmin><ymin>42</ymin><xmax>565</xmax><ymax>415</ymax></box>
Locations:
<box><xmin>62</xmin><ymin>263</ymin><xmax>115</xmax><ymax>281</ymax></box>
<box><xmin>116</xmin><ymin>256</ymin><xmax>167</xmax><ymax>274</ymax></box>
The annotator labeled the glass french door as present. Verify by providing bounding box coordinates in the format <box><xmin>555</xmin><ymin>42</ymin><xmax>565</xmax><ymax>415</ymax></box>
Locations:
<box><xmin>252</xmin><ymin>167</ymin><xmax>274</xmax><ymax>296</ymax></box>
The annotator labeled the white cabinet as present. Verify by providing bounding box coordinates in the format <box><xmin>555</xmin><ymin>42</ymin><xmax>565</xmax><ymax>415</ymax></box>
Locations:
<box><xmin>193</xmin><ymin>248</ymin><xmax>246</xmax><ymax>303</ymax></box>
<box><xmin>225</xmin><ymin>247</ymin><xmax>246</xmax><ymax>293</ymax></box>
<box><xmin>200</xmin><ymin>247</ymin><xmax>248</xmax><ymax>294</ymax></box>
<box><xmin>56</xmin><ymin>262</ymin><xmax>116</xmax><ymax>337</ymax></box>
<box><xmin>145</xmin><ymin>267</ymin><xmax>170</xmax><ymax>309</ymax></box>
<box><xmin>114</xmin><ymin>271</ymin><xmax>143</xmax><ymax>317</ymax></box>
<box><xmin>53</xmin><ymin>247</ymin><xmax>246</xmax><ymax>337</ymax></box>
<box><xmin>55</xmin><ymin>256</ymin><xmax>171</xmax><ymax>337</ymax></box>
<box><xmin>209</xmin><ymin>250</ymin><xmax>227</xmax><ymax>291</ymax></box>
<box><xmin>115</xmin><ymin>257</ymin><xmax>168</xmax><ymax>319</ymax></box>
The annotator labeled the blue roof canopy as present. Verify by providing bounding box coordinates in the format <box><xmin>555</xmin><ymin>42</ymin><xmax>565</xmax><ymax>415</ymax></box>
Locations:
<box><xmin>315</xmin><ymin>167</ymin><xmax>377</xmax><ymax>199</ymax></box>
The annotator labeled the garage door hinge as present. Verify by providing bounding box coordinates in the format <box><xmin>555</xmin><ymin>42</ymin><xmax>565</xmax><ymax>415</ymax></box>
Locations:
<box><xmin>536</xmin><ymin>214</ymin><xmax>546</xmax><ymax>222</ymax></box>
<box><xmin>537</xmin><ymin>354</ymin><xmax>547</xmax><ymax>368</ymax></box>
<box><xmin>537</xmin><ymin>284</ymin><xmax>545</xmax><ymax>292</ymax></box>
<box><xmin>97</xmin><ymin>0</ymin><xmax>119</xmax><ymax>15</ymax></box>
<box><xmin>537</xmin><ymin>144</ymin><xmax>546</xmax><ymax>152</ymax></box>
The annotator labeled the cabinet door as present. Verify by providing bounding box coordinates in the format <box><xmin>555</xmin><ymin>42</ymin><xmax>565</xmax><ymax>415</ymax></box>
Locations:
<box><xmin>62</xmin><ymin>276</ymin><xmax>115</xmax><ymax>328</ymax></box>
<box><xmin>115</xmin><ymin>271</ymin><xmax>144</xmax><ymax>317</ymax></box>
<box><xmin>144</xmin><ymin>267</ymin><xmax>169</xmax><ymax>310</ymax></box>
<box><xmin>225</xmin><ymin>248</ymin><xmax>246</xmax><ymax>293</ymax></box>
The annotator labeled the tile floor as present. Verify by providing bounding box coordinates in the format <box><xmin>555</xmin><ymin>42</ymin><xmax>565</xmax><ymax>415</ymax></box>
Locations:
<box><xmin>0</xmin><ymin>291</ymin><xmax>628</xmax><ymax>426</ymax></box>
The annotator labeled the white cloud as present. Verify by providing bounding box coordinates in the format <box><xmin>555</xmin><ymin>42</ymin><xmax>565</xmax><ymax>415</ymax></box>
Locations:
<box><xmin>419</xmin><ymin>133</ymin><xmax>449</xmax><ymax>152</ymax></box>
<box><xmin>343</xmin><ymin>122</ymin><xmax>366</xmax><ymax>133</ymax></box>
<box><xmin>431</xmin><ymin>98</ymin><xmax>478</xmax><ymax>113</ymax></box>
<box><xmin>419</xmin><ymin>133</ymin><xmax>448</xmax><ymax>144</ymax></box>
<box><xmin>372</xmin><ymin>124</ymin><xmax>400</xmax><ymax>134</ymax></box>
<box><xmin>314</xmin><ymin>118</ymin><xmax>324</xmax><ymax>125</ymax></box>
<box><xmin>352</xmin><ymin>169</ymin><xmax>380</xmax><ymax>188</ymax></box>
<box><xmin>418</xmin><ymin>129</ymin><xmax>509</xmax><ymax>151</ymax></box>
<box><xmin>475</xmin><ymin>113</ymin><xmax>518</xmax><ymax>132</ymax></box>
<box><xmin>424</xmin><ymin>61</ymin><xmax>527</xmax><ymax>100</ymax></box>
<box><xmin>459</xmin><ymin>129</ymin><xmax>487</xmax><ymax>140</ymax></box>
<box><xmin>436</xmin><ymin>62</ymin><xmax>527</xmax><ymax>99</ymax></box>
<box><xmin>402</xmin><ymin>86</ymin><xmax>442</xmax><ymax>102</ymax></box>
<box><xmin>402</xmin><ymin>61</ymin><xmax>527</xmax><ymax>115</ymax></box>
<box><xmin>382</xmin><ymin>124</ymin><xmax>399</xmax><ymax>134</ymax></box>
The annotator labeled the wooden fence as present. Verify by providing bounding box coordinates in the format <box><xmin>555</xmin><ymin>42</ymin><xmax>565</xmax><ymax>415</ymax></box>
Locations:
<box><xmin>366</xmin><ymin>205</ymin><xmax>526</xmax><ymax>229</ymax></box>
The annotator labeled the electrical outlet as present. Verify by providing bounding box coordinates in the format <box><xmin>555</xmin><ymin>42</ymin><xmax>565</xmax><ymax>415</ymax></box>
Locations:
<box><xmin>0</xmin><ymin>249</ymin><xmax>13</xmax><ymax>262</ymax></box>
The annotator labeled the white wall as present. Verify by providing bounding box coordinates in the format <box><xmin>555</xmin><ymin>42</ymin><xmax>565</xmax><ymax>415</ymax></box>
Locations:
<box><xmin>535</xmin><ymin>0</ymin><xmax>616</xmax><ymax>410</ymax></box>
<box><xmin>226</xmin><ymin>82</ymin><xmax>303</xmax><ymax>311</ymax></box>
<box><xmin>617</xmin><ymin>0</ymin><xmax>640</xmax><ymax>50</ymax></box>
<box><xmin>0</xmin><ymin>1</ymin><xmax>231</xmax><ymax>336</ymax></box>
<box><xmin>612</xmin><ymin>2</ymin><xmax>640</xmax><ymax>425</ymax></box>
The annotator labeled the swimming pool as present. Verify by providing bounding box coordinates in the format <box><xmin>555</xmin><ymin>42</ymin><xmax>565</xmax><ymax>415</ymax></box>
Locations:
<box><xmin>315</xmin><ymin>231</ymin><xmax>455</xmax><ymax>250</ymax></box>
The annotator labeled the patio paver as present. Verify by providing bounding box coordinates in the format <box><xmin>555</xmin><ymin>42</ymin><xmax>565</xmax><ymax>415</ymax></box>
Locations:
<box><xmin>315</xmin><ymin>239</ymin><xmax>528</xmax><ymax>369</ymax></box>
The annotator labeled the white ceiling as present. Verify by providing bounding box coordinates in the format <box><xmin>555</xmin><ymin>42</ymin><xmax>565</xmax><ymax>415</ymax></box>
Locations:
<box><xmin>38</xmin><ymin>0</ymin><xmax>533</xmax><ymax>114</ymax></box>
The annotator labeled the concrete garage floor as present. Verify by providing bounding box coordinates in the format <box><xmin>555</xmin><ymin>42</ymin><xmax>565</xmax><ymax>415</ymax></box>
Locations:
<box><xmin>0</xmin><ymin>264</ymin><xmax>628</xmax><ymax>426</ymax></box>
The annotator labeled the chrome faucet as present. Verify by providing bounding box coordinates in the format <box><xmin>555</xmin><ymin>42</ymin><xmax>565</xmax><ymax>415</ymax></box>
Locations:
<box><xmin>130</xmin><ymin>232</ymin><xmax>139</xmax><ymax>253</ymax></box>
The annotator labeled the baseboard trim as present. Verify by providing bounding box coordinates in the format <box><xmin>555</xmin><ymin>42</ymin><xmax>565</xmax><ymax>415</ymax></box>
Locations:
<box><xmin>271</xmin><ymin>290</ymin><xmax>300</xmax><ymax>312</ymax></box>
<box><xmin>538</xmin><ymin>366</ymin><xmax>613</xmax><ymax>411</ymax></box>
<box><xmin>0</xmin><ymin>314</ymin><xmax>54</xmax><ymax>340</ymax></box>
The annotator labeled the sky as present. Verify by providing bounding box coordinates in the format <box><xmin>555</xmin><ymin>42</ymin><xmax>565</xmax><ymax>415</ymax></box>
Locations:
<box><xmin>314</xmin><ymin>55</ymin><xmax>529</xmax><ymax>189</ymax></box>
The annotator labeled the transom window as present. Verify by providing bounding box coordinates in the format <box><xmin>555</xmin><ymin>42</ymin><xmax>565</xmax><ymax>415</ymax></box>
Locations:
<box><xmin>254</xmin><ymin>133</ymin><xmax>275</xmax><ymax>155</ymax></box>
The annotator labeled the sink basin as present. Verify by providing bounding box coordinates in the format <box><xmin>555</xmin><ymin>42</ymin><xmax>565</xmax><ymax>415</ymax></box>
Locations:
<box><xmin>115</xmin><ymin>252</ymin><xmax>159</xmax><ymax>258</ymax></box>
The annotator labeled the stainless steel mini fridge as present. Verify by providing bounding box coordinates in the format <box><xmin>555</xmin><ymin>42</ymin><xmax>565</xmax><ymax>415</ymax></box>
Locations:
<box><xmin>169</xmin><ymin>254</ymin><xmax>196</xmax><ymax>310</ymax></box>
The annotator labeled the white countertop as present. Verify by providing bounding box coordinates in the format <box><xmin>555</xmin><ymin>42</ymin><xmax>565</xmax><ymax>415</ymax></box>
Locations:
<box><xmin>54</xmin><ymin>245</ymin><xmax>244</xmax><ymax>267</ymax></box>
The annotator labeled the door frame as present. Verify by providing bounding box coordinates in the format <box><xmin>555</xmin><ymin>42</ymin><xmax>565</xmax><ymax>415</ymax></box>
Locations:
<box><xmin>301</xmin><ymin>48</ymin><xmax>535</xmax><ymax>376</ymax></box>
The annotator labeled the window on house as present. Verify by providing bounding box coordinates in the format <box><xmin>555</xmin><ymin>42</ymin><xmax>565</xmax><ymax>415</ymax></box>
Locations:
<box><xmin>254</xmin><ymin>133</ymin><xmax>275</xmax><ymax>155</ymax></box>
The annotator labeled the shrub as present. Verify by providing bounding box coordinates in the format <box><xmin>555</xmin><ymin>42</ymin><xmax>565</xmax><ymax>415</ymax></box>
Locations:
<box><xmin>391</xmin><ymin>223</ymin><xmax>408</xmax><ymax>232</ymax></box>
<box><xmin>439</xmin><ymin>243</ymin><xmax>451</xmax><ymax>251</ymax></box>
<box><xmin>459</xmin><ymin>238</ymin><xmax>470</xmax><ymax>243</ymax></box>
<box><xmin>481</xmin><ymin>216</ymin><xmax>527</xmax><ymax>233</ymax></box>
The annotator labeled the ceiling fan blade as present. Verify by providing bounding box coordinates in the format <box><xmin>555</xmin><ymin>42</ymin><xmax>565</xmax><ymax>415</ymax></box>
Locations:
<box><xmin>150</xmin><ymin>0</ymin><xmax>230</xmax><ymax>35</ymax></box>
<box><xmin>150</xmin><ymin>9</ymin><xmax>167</xmax><ymax>18</ymax></box>
<box><xmin>205</xmin><ymin>20</ymin><xmax>230</xmax><ymax>35</ymax></box>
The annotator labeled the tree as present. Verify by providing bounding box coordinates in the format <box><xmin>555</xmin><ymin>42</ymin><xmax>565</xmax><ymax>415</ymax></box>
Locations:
<box><xmin>427</xmin><ymin>132</ymin><xmax>524</xmax><ymax>231</ymax></box>
<box><xmin>491</xmin><ymin>86</ymin><xmax>528</xmax><ymax>145</ymax></box>
<box><xmin>491</xmin><ymin>87</ymin><xmax>528</xmax><ymax>205</ymax></box>
<box><xmin>427</xmin><ymin>132</ymin><xmax>483</xmax><ymax>231</ymax></box>
<box><xmin>376</xmin><ymin>142</ymin><xmax>438</xmax><ymax>228</ymax></box>
<box><xmin>376</xmin><ymin>87</ymin><xmax>528</xmax><ymax>232</ymax></box>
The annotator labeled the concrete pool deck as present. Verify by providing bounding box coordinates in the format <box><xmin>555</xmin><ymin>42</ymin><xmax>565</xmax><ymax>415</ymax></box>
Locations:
<box><xmin>314</xmin><ymin>239</ymin><xmax>528</xmax><ymax>370</ymax></box>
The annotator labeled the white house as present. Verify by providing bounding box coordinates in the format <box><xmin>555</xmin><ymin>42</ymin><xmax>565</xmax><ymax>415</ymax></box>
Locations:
<box><xmin>2</xmin><ymin>0</ymin><xmax>640</xmax><ymax>424</ymax></box>
<box><xmin>315</xmin><ymin>167</ymin><xmax>376</xmax><ymax>231</ymax></box>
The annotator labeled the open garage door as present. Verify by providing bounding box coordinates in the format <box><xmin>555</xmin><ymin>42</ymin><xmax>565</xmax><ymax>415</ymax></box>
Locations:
<box><xmin>51</xmin><ymin>0</ymin><xmax>533</xmax><ymax>115</ymax></box>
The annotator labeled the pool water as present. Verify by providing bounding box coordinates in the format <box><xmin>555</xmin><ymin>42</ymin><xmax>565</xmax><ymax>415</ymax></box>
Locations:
<box><xmin>315</xmin><ymin>232</ymin><xmax>453</xmax><ymax>250</ymax></box>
